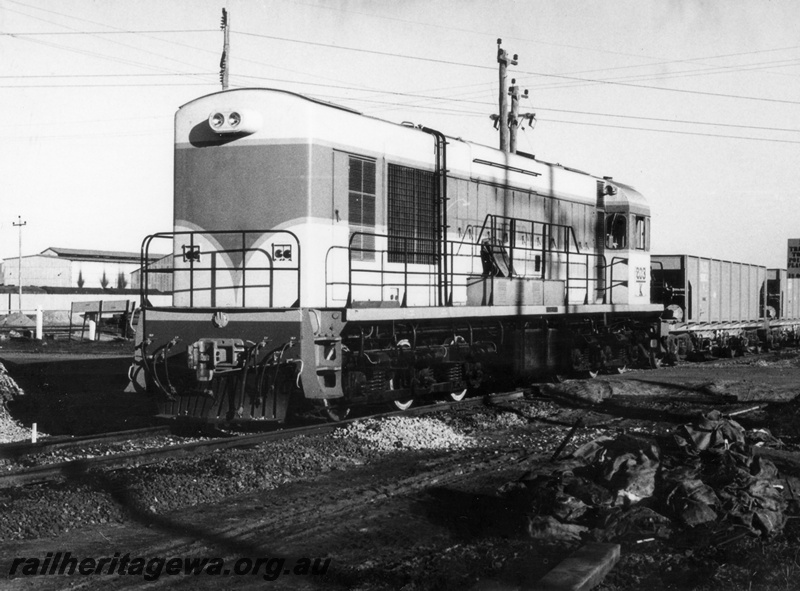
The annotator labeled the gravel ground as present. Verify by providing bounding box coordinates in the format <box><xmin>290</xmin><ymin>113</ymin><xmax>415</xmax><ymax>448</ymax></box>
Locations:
<box><xmin>3</xmin><ymin>347</ymin><xmax>800</xmax><ymax>590</ymax></box>
<box><xmin>0</xmin><ymin>403</ymin><xmax>580</xmax><ymax>542</ymax></box>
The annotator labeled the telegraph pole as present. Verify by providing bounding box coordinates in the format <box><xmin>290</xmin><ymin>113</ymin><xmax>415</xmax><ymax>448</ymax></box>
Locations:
<box><xmin>509</xmin><ymin>81</ymin><xmax>535</xmax><ymax>154</ymax></box>
<box><xmin>509</xmin><ymin>80</ymin><xmax>522</xmax><ymax>153</ymax></box>
<box><xmin>13</xmin><ymin>216</ymin><xmax>26</xmax><ymax>312</ymax></box>
<box><xmin>220</xmin><ymin>8</ymin><xmax>230</xmax><ymax>90</ymax></box>
<box><xmin>496</xmin><ymin>39</ymin><xmax>517</xmax><ymax>152</ymax></box>
<box><xmin>493</xmin><ymin>44</ymin><xmax>536</xmax><ymax>155</ymax></box>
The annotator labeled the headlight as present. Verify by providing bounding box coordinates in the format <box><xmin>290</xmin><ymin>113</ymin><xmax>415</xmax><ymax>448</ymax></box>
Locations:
<box><xmin>206</xmin><ymin>109</ymin><xmax>261</xmax><ymax>134</ymax></box>
<box><xmin>210</xmin><ymin>112</ymin><xmax>225</xmax><ymax>128</ymax></box>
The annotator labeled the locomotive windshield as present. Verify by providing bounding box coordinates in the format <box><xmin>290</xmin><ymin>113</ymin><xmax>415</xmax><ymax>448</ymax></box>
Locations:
<box><xmin>606</xmin><ymin>213</ymin><xmax>627</xmax><ymax>249</ymax></box>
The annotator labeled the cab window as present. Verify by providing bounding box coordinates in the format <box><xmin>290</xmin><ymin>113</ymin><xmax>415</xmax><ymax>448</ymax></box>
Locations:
<box><xmin>605</xmin><ymin>213</ymin><xmax>627</xmax><ymax>249</ymax></box>
<box><xmin>635</xmin><ymin>216</ymin><xmax>646</xmax><ymax>250</ymax></box>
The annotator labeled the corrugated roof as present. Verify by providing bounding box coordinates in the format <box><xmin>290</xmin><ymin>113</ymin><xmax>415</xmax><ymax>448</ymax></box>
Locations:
<box><xmin>41</xmin><ymin>247</ymin><xmax>162</xmax><ymax>262</ymax></box>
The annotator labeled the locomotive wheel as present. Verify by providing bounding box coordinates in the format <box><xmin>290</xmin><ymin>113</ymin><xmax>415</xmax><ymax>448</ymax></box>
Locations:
<box><xmin>449</xmin><ymin>388</ymin><xmax>467</xmax><ymax>402</ymax></box>
<box><xmin>393</xmin><ymin>398</ymin><xmax>414</xmax><ymax>411</ymax></box>
<box><xmin>323</xmin><ymin>399</ymin><xmax>351</xmax><ymax>422</ymax></box>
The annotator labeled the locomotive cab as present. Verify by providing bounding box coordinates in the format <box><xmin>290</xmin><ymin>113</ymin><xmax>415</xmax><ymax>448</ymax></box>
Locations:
<box><xmin>602</xmin><ymin>181</ymin><xmax>652</xmax><ymax>306</ymax></box>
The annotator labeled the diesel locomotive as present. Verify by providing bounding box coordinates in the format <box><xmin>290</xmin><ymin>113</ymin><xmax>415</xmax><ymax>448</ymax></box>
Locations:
<box><xmin>126</xmin><ymin>87</ymin><xmax>666</xmax><ymax>424</ymax></box>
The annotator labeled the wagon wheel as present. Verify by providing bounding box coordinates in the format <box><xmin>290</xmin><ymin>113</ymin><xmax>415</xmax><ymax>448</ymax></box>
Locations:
<box><xmin>323</xmin><ymin>399</ymin><xmax>351</xmax><ymax>422</ymax></box>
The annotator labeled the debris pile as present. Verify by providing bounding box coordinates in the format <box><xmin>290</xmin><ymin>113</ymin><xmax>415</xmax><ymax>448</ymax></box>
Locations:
<box><xmin>669</xmin><ymin>409</ymin><xmax>786</xmax><ymax>535</ymax></box>
<box><xmin>0</xmin><ymin>362</ymin><xmax>24</xmax><ymax>402</ymax></box>
<box><xmin>0</xmin><ymin>362</ymin><xmax>41</xmax><ymax>443</ymax></box>
<box><xmin>501</xmin><ymin>409</ymin><xmax>793</xmax><ymax>547</ymax></box>
<box><xmin>1</xmin><ymin>312</ymin><xmax>35</xmax><ymax>329</ymax></box>
<box><xmin>333</xmin><ymin>416</ymin><xmax>472</xmax><ymax>451</ymax></box>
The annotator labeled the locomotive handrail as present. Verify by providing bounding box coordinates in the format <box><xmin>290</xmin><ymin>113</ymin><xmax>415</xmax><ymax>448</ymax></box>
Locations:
<box><xmin>605</xmin><ymin>256</ymin><xmax>630</xmax><ymax>305</ymax></box>
<box><xmin>326</xmin><ymin>227</ymin><xmax>607</xmax><ymax>309</ymax></box>
<box><xmin>475</xmin><ymin>214</ymin><xmax>583</xmax><ymax>253</ymax></box>
<box><xmin>475</xmin><ymin>213</ymin><xmax>606</xmax><ymax>305</ymax></box>
<box><xmin>139</xmin><ymin>229</ymin><xmax>301</xmax><ymax>309</ymax></box>
<box><xmin>169</xmin><ymin>246</ymin><xmax>274</xmax><ymax>307</ymax></box>
<box><xmin>343</xmin><ymin>231</ymin><xmax>445</xmax><ymax>307</ymax></box>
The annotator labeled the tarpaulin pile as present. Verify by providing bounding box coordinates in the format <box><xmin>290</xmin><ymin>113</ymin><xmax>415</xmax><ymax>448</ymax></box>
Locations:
<box><xmin>670</xmin><ymin>410</ymin><xmax>786</xmax><ymax>535</ymax></box>
<box><xmin>502</xmin><ymin>410</ymin><xmax>790</xmax><ymax>545</ymax></box>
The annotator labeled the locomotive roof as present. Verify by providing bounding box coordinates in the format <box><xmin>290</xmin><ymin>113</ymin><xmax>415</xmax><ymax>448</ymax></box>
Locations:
<box><xmin>179</xmin><ymin>87</ymin><xmax>646</xmax><ymax>209</ymax></box>
<box><xmin>179</xmin><ymin>87</ymin><xmax>363</xmax><ymax>116</ymax></box>
<box><xmin>604</xmin><ymin>181</ymin><xmax>649</xmax><ymax>215</ymax></box>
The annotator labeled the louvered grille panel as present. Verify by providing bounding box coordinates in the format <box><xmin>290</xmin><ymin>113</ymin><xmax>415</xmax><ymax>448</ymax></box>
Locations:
<box><xmin>388</xmin><ymin>164</ymin><xmax>436</xmax><ymax>264</ymax></box>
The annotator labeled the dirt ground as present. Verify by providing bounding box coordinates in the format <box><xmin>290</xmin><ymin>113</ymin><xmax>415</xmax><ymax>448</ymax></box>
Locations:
<box><xmin>2</xmin><ymin>345</ymin><xmax>800</xmax><ymax>590</ymax></box>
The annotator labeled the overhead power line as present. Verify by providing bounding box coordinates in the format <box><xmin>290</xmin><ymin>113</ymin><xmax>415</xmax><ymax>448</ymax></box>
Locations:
<box><xmin>0</xmin><ymin>82</ymin><xmax>212</xmax><ymax>88</ymax></box>
<box><xmin>528</xmin><ymin>55</ymin><xmax>800</xmax><ymax>94</ymax></box>
<box><xmin>237</xmin><ymin>31</ymin><xmax>800</xmax><ymax>106</ymax></box>
<box><xmin>286</xmin><ymin>0</ymin><xmax>800</xmax><ymax>69</ymax></box>
<box><xmin>0</xmin><ymin>73</ymin><xmax>209</xmax><ymax>78</ymax></box>
<box><xmin>4</xmin><ymin>0</ymin><xmax>800</xmax><ymax>137</ymax></box>
<box><xmin>6</xmin><ymin>0</ymin><xmax>800</xmax><ymax>108</ymax></box>
<box><xmin>0</xmin><ymin>29</ymin><xmax>214</xmax><ymax>35</ymax></box>
<box><xmin>3</xmin><ymin>1</ymin><xmax>213</xmax><ymax>74</ymax></box>
<box><xmin>233</xmin><ymin>73</ymin><xmax>800</xmax><ymax>134</ymax></box>
<box><xmin>535</xmin><ymin>116</ymin><xmax>800</xmax><ymax>145</ymax></box>
<box><xmin>309</xmin><ymin>94</ymin><xmax>800</xmax><ymax>145</ymax></box>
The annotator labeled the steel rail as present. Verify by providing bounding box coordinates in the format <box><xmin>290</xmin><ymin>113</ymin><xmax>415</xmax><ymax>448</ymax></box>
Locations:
<box><xmin>0</xmin><ymin>390</ymin><xmax>526</xmax><ymax>489</ymax></box>
<box><xmin>0</xmin><ymin>425</ymin><xmax>174</xmax><ymax>461</ymax></box>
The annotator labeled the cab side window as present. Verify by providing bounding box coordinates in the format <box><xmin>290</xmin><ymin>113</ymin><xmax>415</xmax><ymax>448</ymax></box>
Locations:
<box><xmin>635</xmin><ymin>216</ymin><xmax>646</xmax><ymax>250</ymax></box>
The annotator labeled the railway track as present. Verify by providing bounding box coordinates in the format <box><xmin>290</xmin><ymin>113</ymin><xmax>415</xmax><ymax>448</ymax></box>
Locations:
<box><xmin>0</xmin><ymin>390</ymin><xmax>525</xmax><ymax>490</ymax></box>
<box><xmin>0</xmin><ymin>425</ymin><xmax>174</xmax><ymax>461</ymax></box>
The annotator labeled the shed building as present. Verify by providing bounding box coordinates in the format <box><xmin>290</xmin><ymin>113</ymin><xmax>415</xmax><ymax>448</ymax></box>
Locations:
<box><xmin>1</xmin><ymin>247</ymin><xmax>155</xmax><ymax>289</ymax></box>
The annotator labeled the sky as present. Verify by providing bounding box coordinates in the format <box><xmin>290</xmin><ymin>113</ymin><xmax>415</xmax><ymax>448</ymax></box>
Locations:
<box><xmin>1</xmin><ymin>0</ymin><xmax>799</xmax><ymax>268</ymax></box>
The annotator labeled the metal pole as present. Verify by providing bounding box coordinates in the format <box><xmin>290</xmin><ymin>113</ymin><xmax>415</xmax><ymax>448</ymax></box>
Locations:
<box><xmin>509</xmin><ymin>81</ymin><xmax>519</xmax><ymax>153</ymax></box>
<box><xmin>13</xmin><ymin>216</ymin><xmax>26</xmax><ymax>312</ymax></box>
<box><xmin>496</xmin><ymin>39</ymin><xmax>517</xmax><ymax>152</ymax></box>
<box><xmin>220</xmin><ymin>9</ymin><xmax>230</xmax><ymax>90</ymax></box>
